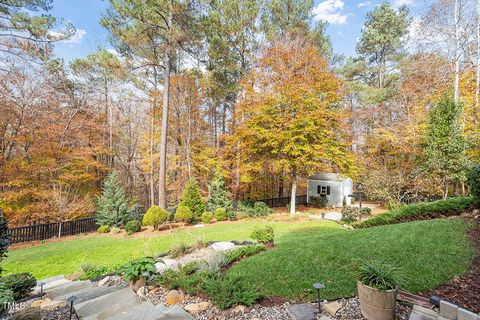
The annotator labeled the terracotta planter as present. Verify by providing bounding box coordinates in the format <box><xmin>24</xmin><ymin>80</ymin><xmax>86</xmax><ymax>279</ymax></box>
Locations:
<box><xmin>129</xmin><ymin>276</ymin><xmax>146</xmax><ymax>292</ymax></box>
<box><xmin>357</xmin><ymin>280</ymin><xmax>397</xmax><ymax>320</ymax></box>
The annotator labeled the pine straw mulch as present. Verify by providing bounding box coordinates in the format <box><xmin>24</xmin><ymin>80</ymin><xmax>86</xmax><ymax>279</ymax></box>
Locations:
<box><xmin>422</xmin><ymin>218</ymin><xmax>480</xmax><ymax>313</ymax></box>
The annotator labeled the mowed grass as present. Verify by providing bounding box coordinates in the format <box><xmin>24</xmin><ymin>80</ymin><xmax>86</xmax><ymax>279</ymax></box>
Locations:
<box><xmin>228</xmin><ymin>218</ymin><xmax>475</xmax><ymax>300</ymax></box>
<box><xmin>4</xmin><ymin>218</ymin><xmax>474</xmax><ymax>302</ymax></box>
<box><xmin>4</xmin><ymin>219</ymin><xmax>334</xmax><ymax>279</ymax></box>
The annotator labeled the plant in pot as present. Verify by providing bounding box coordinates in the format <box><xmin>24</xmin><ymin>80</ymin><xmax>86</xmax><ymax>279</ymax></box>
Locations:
<box><xmin>251</xmin><ymin>226</ymin><xmax>274</xmax><ymax>247</ymax></box>
<box><xmin>356</xmin><ymin>260</ymin><xmax>404</xmax><ymax>320</ymax></box>
<box><xmin>120</xmin><ymin>257</ymin><xmax>157</xmax><ymax>291</ymax></box>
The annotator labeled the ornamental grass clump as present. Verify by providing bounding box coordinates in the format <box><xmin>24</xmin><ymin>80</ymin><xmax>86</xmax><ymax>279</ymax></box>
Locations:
<box><xmin>356</xmin><ymin>260</ymin><xmax>404</xmax><ymax>291</ymax></box>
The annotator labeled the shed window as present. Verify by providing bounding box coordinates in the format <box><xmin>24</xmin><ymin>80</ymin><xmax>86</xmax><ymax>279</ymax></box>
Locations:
<box><xmin>317</xmin><ymin>185</ymin><xmax>331</xmax><ymax>195</ymax></box>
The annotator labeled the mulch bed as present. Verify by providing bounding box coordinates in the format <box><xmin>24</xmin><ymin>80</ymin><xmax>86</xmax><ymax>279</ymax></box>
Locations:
<box><xmin>422</xmin><ymin>218</ymin><xmax>480</xmax><ymax>313</ymax></box>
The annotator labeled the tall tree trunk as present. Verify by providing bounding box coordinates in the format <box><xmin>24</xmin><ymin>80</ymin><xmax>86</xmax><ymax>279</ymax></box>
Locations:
<box><xmin>454</xmin><ymin>0</ymin><xmax>461</xmax><ymax>104</ymax></box>
<box><xmin>149</xmin><ymin>102</ymin><xmax>155</xmax><ymax>207</ymax></box>
<box><xmin>158</xmin><ymin>6</ymin><xmax>172</xmax><ymax>209</ymax></box>
<box><xmin>289</xmin><ymin>171</ymin><xmax>297</xmax><ymax>216</ymax></box>
<box><xmin>476</xmin><ymin>0</ymin><xmax>480</xmax><ymax>127</ymax></box>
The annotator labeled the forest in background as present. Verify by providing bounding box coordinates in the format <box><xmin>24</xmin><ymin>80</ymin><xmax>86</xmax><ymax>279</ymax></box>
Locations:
<box><xmin>0</xmin><ymin>0</ymin><xmax>479</xmax><ymax>225</ymax></box>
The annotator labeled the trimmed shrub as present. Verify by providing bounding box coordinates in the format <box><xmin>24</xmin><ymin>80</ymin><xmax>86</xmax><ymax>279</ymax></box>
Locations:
<box><xmin>97</xmin><ymin>225</ymin><xmax>110</xmax><ymax>233</ymax></box>
<box><xmin>142</xmin><ymin>205</ymin><xmax>168</xmax><ymax>229</ymax></box>
<box><xmin>0</xmin><ymin>272</ymin><xmax>36</xmax><ymax>300</ymax></box>
<box><xmin>125</xmin><ymin>220</ymin><xmax>141</xmax><ymax>234</ymax></box>
<box><xmin>201</xmin><ymin>212</ymin><xmax>214</xmax><ymax>224</ymax></box>
<box><xmin>354</xmin><ymin>197</ymin><xmax>475</xmax><ymax>228</ymax></box>
<box><xmin>0</xmin><ymin>210</ymin><xmax>9</xmax><ymax>276</ymax></box>
<box><xmin>250</xmin><ymin>226</ymin><xmax>274</xmax><ymax>245</ymax></box>
<box><xmin>310</xmin><ymin>195</ymin><xmax>328</xmax><ymax>208</ymax></box>
<box><xmin>179</xmin><ymin>179</ymin><xmax>205</xmax><ymax>222</ymax></box>
<box><xmin>238</xmin><ymin>201</ymin><xmax>272</xmax><ymax>218</ymax></box>
<box><xmin>342</xmin><ymin>206</ymin><xmax>372</xmax><ymax>222</ymax></box>
<box><xmin>214</xmin><ymin>208</ymin><xmax>227</xmax><ymax>221</ymax></box>
<box><xmin>175</xmin><ymin>205</ymin><xmax>193</xmax><ymax>223</ymax></box>
<box><xmin>467</xmin><ymin>164</ymin><xmax>480</xmax><ymax>200</ymax></box>
<box><xmin>96</xmin><ymin>171</ymin><xmax>135</xmax><ymax>227</ymax></box>
<box><xmin>0</xmin><ymin>282</ymin><xmax>13</xmax><ymax>313</ymax></box>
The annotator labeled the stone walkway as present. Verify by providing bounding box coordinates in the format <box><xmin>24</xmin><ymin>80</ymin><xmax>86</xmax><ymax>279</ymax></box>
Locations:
<box><xmin>33</xmin><ymin>275</ymin><xmax>192</xmax><ymax>320</ymax></box>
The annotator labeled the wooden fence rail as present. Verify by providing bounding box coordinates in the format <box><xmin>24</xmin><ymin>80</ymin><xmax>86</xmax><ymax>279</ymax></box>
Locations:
<box><xmin>8</xmin><ymin>217</ymin><xmax>97</xmax><ymax>244</ymax></box>
<box><xmin>247</xmin><ymin>195</ymin><xmax>308</xmax><ymax>208</ymax></box>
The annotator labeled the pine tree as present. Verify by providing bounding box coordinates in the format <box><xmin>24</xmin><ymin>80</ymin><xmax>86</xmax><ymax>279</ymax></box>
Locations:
<box><xmin>96</xmin><ymin>171</ymin><xmax>133</xmax><ymax>227</ymax></box>
<box><xmin>206</xmin><ymin>171</ymin><xmax>234</xmax><ymax>219</ymax></box>
<box><xmin>179</xmin><ymin>179</ymin><xmax>205</xmax><ymax>222</ymax></box>
<box><xmin>0</xmin><ymin>209</ymin><xmax>9</xmax><ymax>275</ymax></box>
<box><xmin>422</xmin><ymin>94</ymin><xmax>469</xmax><ymax>198</ymax></box>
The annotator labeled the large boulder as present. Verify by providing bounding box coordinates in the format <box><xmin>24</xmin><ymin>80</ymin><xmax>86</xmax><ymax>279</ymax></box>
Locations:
<box><xmin>210</xmin><ymin>241</ymin><xmax>235</xmax><ymax>252</ymax></box>
<box><xmin>155</xmin><ymin>259</ymin><xmax>178</xmax><ymax>274</ymax></box>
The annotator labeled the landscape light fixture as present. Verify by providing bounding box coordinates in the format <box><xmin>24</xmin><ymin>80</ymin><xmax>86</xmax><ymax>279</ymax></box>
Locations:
<box><xmin>38</xmin><ymin>282</ymin><xmax>45</xmax><ymax>295</ymax></box>
<box><xmin>67</xmin><ymin>295</ymin><xmax>78</xmax><ymax>320</ymax></box>
<box><xmin>313</xmin><ymin>282</ymin><xmax>324</xmax><ymax>313</ymax></box>
<box><xmin>143</xmin><ymin>271</ymin><xmax>150</xmax><ymax>296</ymax></box>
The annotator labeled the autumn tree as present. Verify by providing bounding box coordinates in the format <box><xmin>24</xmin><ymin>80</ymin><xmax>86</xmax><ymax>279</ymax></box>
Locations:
<box><xmin>232</xmin><ymin>36</ymin><xmax>354</xmax><ymax>216</ymax></box>
<box><xmin>71</xmin><ymin>49</ymin><xmax>127</xmax><ymax>167</ymax></box>
<box><xmin>422</xmin><ymin>94</ymin><xmax>469</xmax><ymax>198</ymax></box>
<box><xmin>102</xmin><ymin>0</ymin><xmax>201</xmax><ymax>209</ymax></box>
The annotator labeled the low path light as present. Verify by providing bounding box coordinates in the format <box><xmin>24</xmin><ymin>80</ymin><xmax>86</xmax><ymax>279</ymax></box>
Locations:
<box><xmin>38</xmin><ymin>282</ymin><xmax>45</xmax><ymax>295</ymax></box>
<box><xmin>67</xmin><ymin>295</ymin><xmax>78</xmax><ymax>320</ymax></box>
<box><xmin>313</xmin><ymin>282</ymin><xmax>324</xmax><ymax>313</ymax></box>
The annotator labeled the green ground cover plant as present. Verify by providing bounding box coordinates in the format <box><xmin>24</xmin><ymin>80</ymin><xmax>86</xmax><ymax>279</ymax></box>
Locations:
<box><xmin>354</xmin><ymin>197</ymin><xmax>475</xmax><ymax>228</ymax></box>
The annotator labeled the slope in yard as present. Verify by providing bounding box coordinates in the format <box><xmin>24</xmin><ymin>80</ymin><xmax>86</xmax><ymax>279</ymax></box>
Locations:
<box><xmin>228</xmin><ymin>218</ymin><xmax>474</xmax><ymax>301</ymax></box>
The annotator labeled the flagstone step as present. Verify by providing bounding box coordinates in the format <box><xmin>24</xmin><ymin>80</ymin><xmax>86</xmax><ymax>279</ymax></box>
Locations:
<box><xmin>47</xmin><ymin>280</ymin><xmax>93</xmax><ymax>299</ymax></box>
<box><xmin>52</xmin><ymin>285</ymin><xmax>122</xmax><ymax>304</ymax></box>
<box><xmin>33</xmin><ymin>278</ymin><xmax>70</xmax><ymax>294</ymax></box>
<box><xmin>109</xmin><ymin>303</ymin><xmax>193</xmax><ymax>320</ymax></box>
<box><xmin>76</xmin><ymin>287</ymin><xmax>142</xmax><ymax>319</ymax></box>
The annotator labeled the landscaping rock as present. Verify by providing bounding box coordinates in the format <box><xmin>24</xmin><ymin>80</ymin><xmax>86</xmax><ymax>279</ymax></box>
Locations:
<box><xmin>194</xmin><ymin>224</ymin><xmax>205</xmax><ymax>228</ymax></box>
<box><xmin>39</xmin><ymin>300</ymin><xmax>66</xmax><ymax>311</ymax></box>
<box><xmin>166</xmin><ymin>290</ymin><xmax>185</xmax><ymax>305</ymax></box>
<box><xmin>10</xmin><ymin>307</ymin><xmax>41</xmax><ymax>320</ymax></box>
<box><xmin>65</xmin><ymin>273</ymin><xmax>82</xmax><ymax>281</ymax></box>
<box><xmin>319</xmin><ymin>316</ymin><xmax>334</xmax><ymax>320</ymax></box>
<box><xmin>155</xmin><ymin>258</ymin><xmax>179</xmax><ymax>274</ymax></box>
<box><xmin>323</xmin><ymin>212</ymin><xmax>342</xmax><ymax>221</ymax></box>
<box><xmin>233</xmin><ymin>305</ymin><xmax>247</xmax><ymax>313</ymax></box>
<box><xmin>31</xmin><ymin>299</ymin><xmax>49</xmax><ymax>308</ymax></box>
<box><xmin>137</xmin><ymin>286</ymin><xmax>149</xmax><ymax>298</ymax></box>
<box><xmin>184</xmin><ymin>302</ymin><xmax>210</xmax><ymax>313</ymax></box>
<box><xmin>324</xmin><ymin>301</ymin><xmax>342</xmax><ymax>316</ymax></box>
<box><xmin>98</xmin><ymin>275</ymin><xmax>114</xmax><ymax>286</ymax></box>
<box><xmin>211</xmin><ymin>241</ymin><xmax>235</xmax><ymax>251</ymax></box>
<box><xmin>287</xmin><ymin>304</ymin><xmax>317</xmax><ymax>320</ymax></box>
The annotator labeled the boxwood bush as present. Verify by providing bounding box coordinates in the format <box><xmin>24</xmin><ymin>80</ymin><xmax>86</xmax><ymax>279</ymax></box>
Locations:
<box><xmin>142</xmin><ymin>205</ymin><xmax>168</xmax><ymax>229</ymax></box>
<box><xmin>354</xmin><ymin>197</ymin><xmax>475</xmax><ymax>228</ymax></box>
<box><xmin>125</xmin><ymin>220</ymin><xmax>142</xmax><ymax>234</ymax></box>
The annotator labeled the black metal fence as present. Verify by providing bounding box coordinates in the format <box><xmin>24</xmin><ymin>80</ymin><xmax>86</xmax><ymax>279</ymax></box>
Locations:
<box><xmin>8</xmin><ymin>217</ymin><xmax>97</xmax><ymax>244</ymax></box>
<box><xmin>251</xmin><ymin>195</ymin><xmax>308</xmax><ymax>208</ymax></box>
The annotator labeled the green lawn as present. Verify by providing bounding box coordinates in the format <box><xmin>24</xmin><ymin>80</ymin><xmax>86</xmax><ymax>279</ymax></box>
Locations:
<box><xmin>228</xmin><ymin>218</ymin><xmax>475</xmax><ymax>300</ymax></box>
<box><xmin>4</xmin><ymin>218</ymin><xmax>475</xmax><ymax>302</ymax></box>
<box><xmin>4</xmin><ymin>219</ymin><xmax>334</xmax><ymax>279</ymax></box>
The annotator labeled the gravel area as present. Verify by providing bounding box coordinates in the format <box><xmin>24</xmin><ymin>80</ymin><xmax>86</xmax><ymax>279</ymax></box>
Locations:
<box><xmin>144</xmin><ymin>286</ymin><xmax>413</xmax><ymax>320</ymax></box>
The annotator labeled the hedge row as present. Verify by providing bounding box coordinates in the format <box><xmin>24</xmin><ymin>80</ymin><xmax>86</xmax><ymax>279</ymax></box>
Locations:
<box><xmin>353</xmin><ymin>197</ymin><xmax>476</xmax><ymax>229</ymax></box>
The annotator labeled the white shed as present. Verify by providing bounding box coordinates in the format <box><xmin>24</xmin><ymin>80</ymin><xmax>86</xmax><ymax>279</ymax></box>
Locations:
<box><xmin>307</xmin><ymin>173</ymin><xmax>353</xmax><ymax>207</ymax></box>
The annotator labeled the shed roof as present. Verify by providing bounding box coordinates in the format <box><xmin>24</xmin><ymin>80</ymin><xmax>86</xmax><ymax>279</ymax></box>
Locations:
<box><xmin>307</xmin><ymin>173</ymin><xmax>351</xmax><ymax>181</ymax></box>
